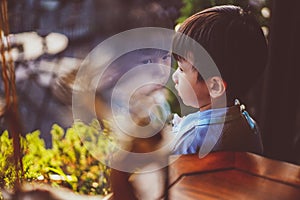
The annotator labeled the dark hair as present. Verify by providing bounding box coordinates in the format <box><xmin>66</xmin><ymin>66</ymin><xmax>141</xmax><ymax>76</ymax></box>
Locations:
<box><xmin>172</xmin><ymin>5</ymin><xmax>268</xmax><ymax>98</ymax></box>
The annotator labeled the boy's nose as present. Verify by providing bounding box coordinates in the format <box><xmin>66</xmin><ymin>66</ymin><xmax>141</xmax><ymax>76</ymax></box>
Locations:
<box><xmin>172</xmin><ymin>69</ymin><xmax>179</xmax><ymax>84</ymax></box>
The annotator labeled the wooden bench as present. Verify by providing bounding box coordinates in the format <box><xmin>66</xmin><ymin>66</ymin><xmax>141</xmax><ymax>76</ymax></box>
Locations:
<box><xmin>168</xmin><ymin>151</ymin><xmax>300</xmax><ymax>200</ymax></box>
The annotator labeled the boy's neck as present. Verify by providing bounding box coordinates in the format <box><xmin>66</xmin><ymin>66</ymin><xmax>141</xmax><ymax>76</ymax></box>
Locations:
<box><xmin>199</xmin><ymin>95</ymin><xmax>233</xmax><ymax>111</ymax></box>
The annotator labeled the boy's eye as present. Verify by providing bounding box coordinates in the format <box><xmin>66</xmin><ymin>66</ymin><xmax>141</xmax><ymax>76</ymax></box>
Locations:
<box><xmin>162</xmin><ymin>54</ymin><xmax>171</xmax><ymax>61</ymax></box>
<box><xmin>142</xmin><ymin>59</ymin><xmax>153</xmax><ymax>64</ymax></box>
<box><xmin>179</xmin><ymin>67</ymin><xmax>183</xmax><ymax>72</ymax></box>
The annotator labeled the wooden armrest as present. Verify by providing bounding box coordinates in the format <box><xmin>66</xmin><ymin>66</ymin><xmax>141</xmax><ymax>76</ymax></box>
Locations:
<box><xmin>168</xmin><ymin>151</ymin><xmax>300</xmax><ymax>200</ymax></box>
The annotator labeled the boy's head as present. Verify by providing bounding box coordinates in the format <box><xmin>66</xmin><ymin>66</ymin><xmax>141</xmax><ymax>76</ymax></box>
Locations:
<box><xmin>172</xmin><ymin>5</ymin><xmax>268</xmax><ymax>106</ymax></box>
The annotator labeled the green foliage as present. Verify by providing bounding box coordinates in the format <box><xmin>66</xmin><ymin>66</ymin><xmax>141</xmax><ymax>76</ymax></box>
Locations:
<box><xmin>177</xmin><ymin>0</ymin><xmax>271</xmax><ymax>26</ymax></box>
<box><xmin>177</xmin><ymin>0</ymin><xmax>209</xmax><ymax>23</ymax></box>
<box><xmin>0</xmin><ymin>131</ymin><xmax>16</xmax><ymax>189</ymax></box>
<box><xmin>0</xmin><ymin>120</ymin><xmax>116</xmax><ymax>196</ymax></box>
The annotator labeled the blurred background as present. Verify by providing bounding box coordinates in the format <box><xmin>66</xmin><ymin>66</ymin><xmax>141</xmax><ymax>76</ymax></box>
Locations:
<box><xmin>1</xmin><ymin>0</ymin><xmax>300</xmax><ymax>165</ymax></box>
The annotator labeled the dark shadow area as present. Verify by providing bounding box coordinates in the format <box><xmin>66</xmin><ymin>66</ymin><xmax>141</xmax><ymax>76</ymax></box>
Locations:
<box><xmin>260</xmin><ymin>0</ymin><xmax>300</xmax><ymax>165</ymax></box>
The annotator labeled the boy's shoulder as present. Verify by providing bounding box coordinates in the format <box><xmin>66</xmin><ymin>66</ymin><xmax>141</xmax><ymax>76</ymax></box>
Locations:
<box><xmin>173</xmin><ymin>108</ymin><xmax>225</xmax><ymax>133</ymax></box>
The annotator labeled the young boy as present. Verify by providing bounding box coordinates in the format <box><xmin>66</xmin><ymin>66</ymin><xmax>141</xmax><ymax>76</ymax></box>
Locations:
<box><xmin>171</xmin><ymin>5</ymin><xmax>268</xmax><ymax>155</ymax></box>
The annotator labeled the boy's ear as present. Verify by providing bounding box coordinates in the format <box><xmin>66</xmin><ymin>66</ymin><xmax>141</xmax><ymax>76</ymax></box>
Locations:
<box><xmin>206</xmin><ymin>76</ymin><xmax>226</xmax><ymax>99</ymax></box>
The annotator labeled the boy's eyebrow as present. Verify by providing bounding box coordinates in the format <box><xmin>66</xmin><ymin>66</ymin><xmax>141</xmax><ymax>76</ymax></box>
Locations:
<box><xmin>137</xmin><ymin>49</ymin><xmax>169</xmax><ymax>57</ymax></box>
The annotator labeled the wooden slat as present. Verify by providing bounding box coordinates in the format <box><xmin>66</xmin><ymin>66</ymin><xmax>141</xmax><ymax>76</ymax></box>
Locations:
<box><xmin>234</xmin><ymin>152</ymin><xmax>300</xmax><ymax>187</ymax></box>
<box><xmin>168</xmin><ymin>152</ymin><xmax>235</xmax><ymax>186</ymax></box>
<box><xmin>169</xmin><ymin>169</ymin><xmax>300</xmax><ymax>200</ymax></box>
